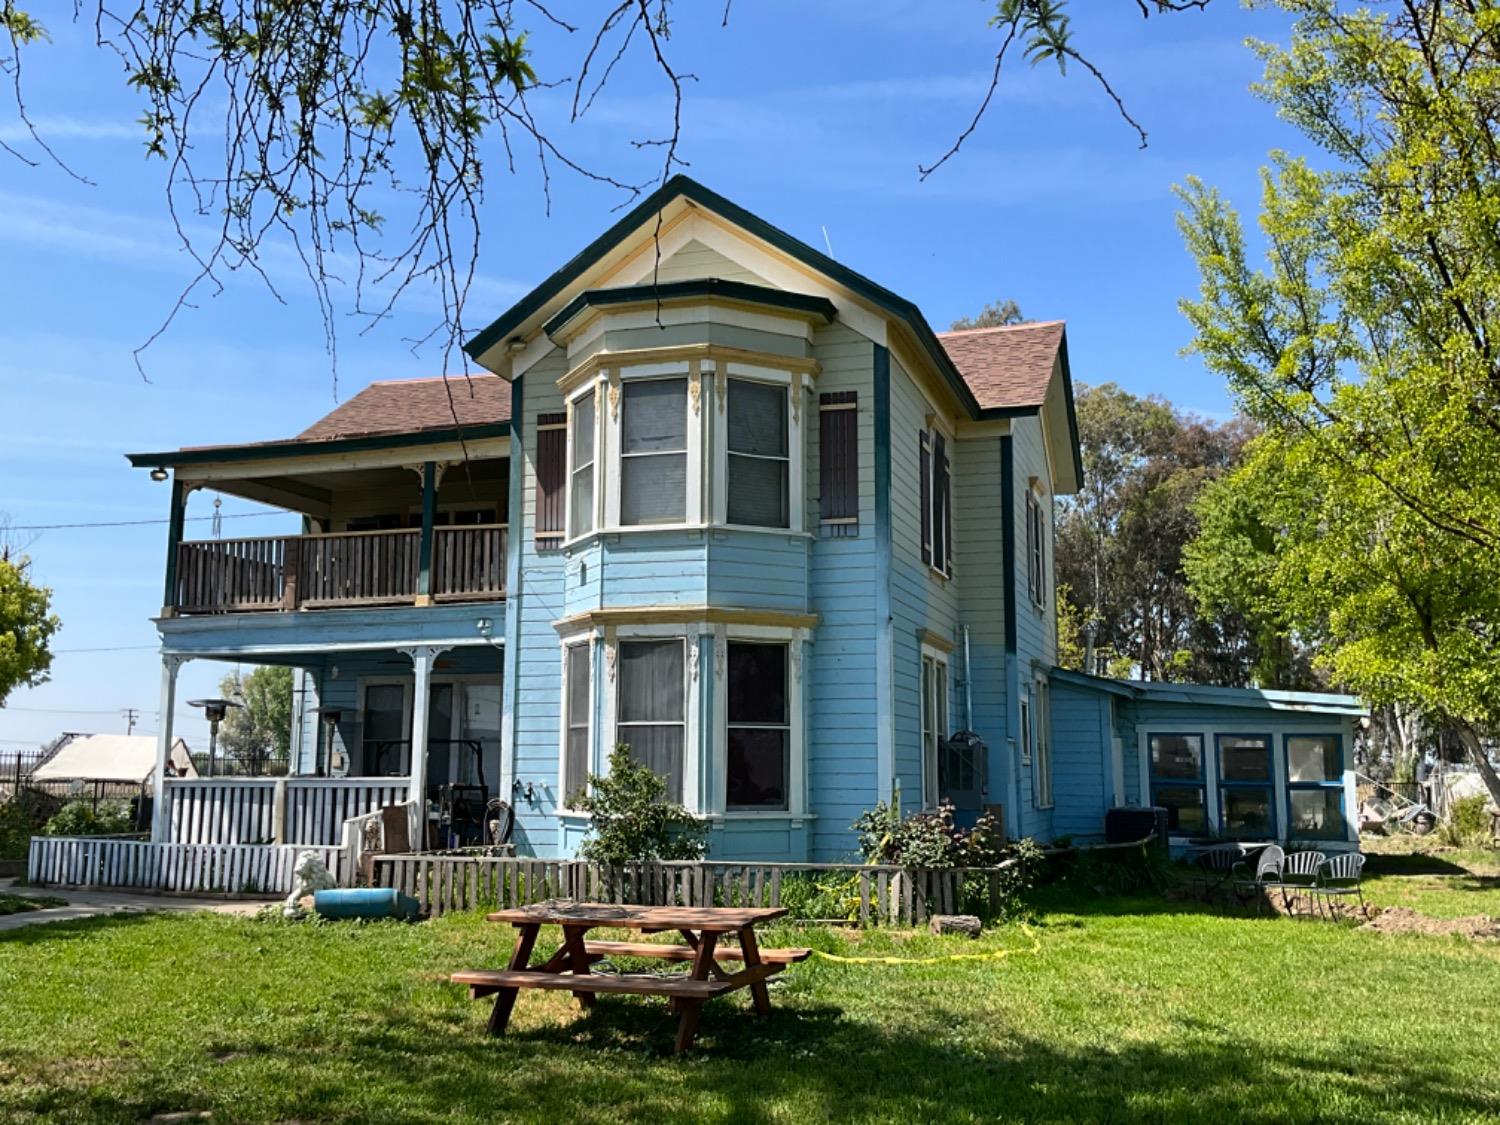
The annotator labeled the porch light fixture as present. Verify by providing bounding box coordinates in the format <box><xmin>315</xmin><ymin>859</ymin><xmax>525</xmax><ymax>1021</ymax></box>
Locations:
<box><xmin>149</xmin><ymin>467</ymin><xmax>169</xmax><ymax>482</ymax></box>
<box><xmin>188</xmin><ymin>697</ymin><xmax>242</xmax><ymax>778</ymax></box>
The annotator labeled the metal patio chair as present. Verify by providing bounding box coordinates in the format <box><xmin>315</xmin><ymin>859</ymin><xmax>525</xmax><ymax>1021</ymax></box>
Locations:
<box><xmin>1277</xmin><ymin>850</ymin><xmax>1327</xmax><ymax>917</ymax></box>
<box><xmin>1191</xmin><ymin>843</ymin><xmax>1246</xmax><ymax>902</ymax></box>
<box><xmin>1231</xmin><ymin>844</ymin><xmax>1284</xmax><ymax>914</ymax></box>
<box><xmin>1313</xmin><ymin>852</ymin><xmax>1367</xmax><ymax>919</ymax></box>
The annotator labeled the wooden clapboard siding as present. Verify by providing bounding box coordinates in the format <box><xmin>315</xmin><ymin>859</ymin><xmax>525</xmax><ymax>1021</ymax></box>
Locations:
<box><xmin>1049</xmin><ymin>680</ymin><xmax>1111</xmax><ymax>840</ymax></box>
<box><xmin>28</xmin><ymin>837</ymin><xmax>344</xmax><ymax>894</ymax></box>
<box><xmin>649</xmin><ymin>238</ymin><xmax>768</xmax><ymax>286</ymax></box>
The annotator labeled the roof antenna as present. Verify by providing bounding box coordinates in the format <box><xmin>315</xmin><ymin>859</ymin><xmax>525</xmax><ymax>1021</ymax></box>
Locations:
<box><xmin>821</xmin><ymin>225</ymin><xmax>834</xmax><ymax>257</ymax></box>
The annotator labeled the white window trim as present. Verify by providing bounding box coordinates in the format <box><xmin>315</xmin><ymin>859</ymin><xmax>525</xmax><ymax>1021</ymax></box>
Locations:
<box><xmin>557</xmin><ymin>638</ymin><xmax>595</xmax><ymax>813</ymax></box>
<box><xmin>564</xmin><ymin>377</ymin><xmax>604</xmax><ymax>542</ymax></box>
<box><xmin>1019</xmin><ymin>694</ymin><xmax>1033</xmax><ymax>767</ymax></box>
<box><xmin>601</xmin><ymin>625</ymin><xmax>702</xmax><ymax>813</ymax></box>
<box><xmin>1032</xmin><ymin>676</ymin><xmax>1054</xmax><ymax>809</ymax></box>
<box><xmin>1134</xmin><ymin>720</ymin><xmax>1358</xmax><ymax>843</ymax></box>
<box><xmin>919</xmin><ymin>643</ymin><xmax>949</xmax><ymax>808</ymax></box>
<box><xmin>714</xmin><ymin>625</ymin><xmax>806</xmax><ymax>819</ymax></box>
<box><xmin>606</xmin><ymin>361</ymin><xmax>703</xmax><ymax>532</ymax></box>
<box><xmin>920</xmin><ymin>420</ymin><xmax>954</xmax><ymax>581</ymax></box>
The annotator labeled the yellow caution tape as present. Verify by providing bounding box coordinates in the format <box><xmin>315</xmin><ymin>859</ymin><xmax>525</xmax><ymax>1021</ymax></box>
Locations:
<box><xmin>807</xmin><ymin>924</ymin><xmax>1040</xmax><ymax>966</ymax></box>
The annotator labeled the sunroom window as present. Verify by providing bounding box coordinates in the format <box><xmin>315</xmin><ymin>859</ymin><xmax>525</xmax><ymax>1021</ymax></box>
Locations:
<box><xmin>1286</xmin><ymin>734</ymin><xmax>1345</xmax><ymax>840</ymax></box>
<box><xmin>616</xmin><ymin>638</ymin><xmax>686</xmax><ymax>802</ymax></box>
<box><xmin>569</xmin><ymin>391</ymin><xmax>595</xmax><ymax>537</ymax></box>
<box><xmin>727</xmin><ymin>379</ymin><xmax>789</xmax><ymax>528</ymax></box>
<box><xmin>1217</xmin><ymin>734</ymin><xmax>1273</xmax><ymax>839</ymax></box>
<box><xmin>726</xmin><ymin>642</ymin><xmax>789</xmax><ymax>809</ymax></box>
<box><xmin>1149</xmin><ymin>733</ymin><xmax>1206</xmax><ymax>834</ymax></box>
<box><xmin>620</xmin><ymin>379</ymin><xmax>688</xmax><ymax>526</ymax></box>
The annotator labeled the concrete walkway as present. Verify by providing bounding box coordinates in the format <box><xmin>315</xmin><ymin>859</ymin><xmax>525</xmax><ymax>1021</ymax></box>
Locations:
<box><xmin>0</xmin><ymin>878</ymin><xmax>276</xmax><ymax>932</ymax></box>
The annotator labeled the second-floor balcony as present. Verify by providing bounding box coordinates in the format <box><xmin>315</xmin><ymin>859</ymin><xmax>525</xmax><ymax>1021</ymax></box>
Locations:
<box><xmin>173</xmin><ymin>524</ymin><xmax>508</xmax><ymax>614</ymax></box>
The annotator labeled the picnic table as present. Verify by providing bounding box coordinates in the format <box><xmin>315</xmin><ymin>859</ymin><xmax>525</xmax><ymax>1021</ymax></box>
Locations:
<box><xmin>452</xmin><ymin>901</ymin><xmax>810</xmax><ymax>1053</ymax></box>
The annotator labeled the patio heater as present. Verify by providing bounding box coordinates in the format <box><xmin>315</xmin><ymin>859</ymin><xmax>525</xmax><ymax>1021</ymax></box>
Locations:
<box><xmin>313</xmin><ymin>707</ymin><xmax>344</xmax><ymax>778</ymax></box>
<box><xmin>187</xmin><ymin>697</ymin><xmax>242</xmax><ymax>778</ymax></box>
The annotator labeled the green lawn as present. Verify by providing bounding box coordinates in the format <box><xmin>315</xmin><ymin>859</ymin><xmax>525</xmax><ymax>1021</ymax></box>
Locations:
<box><xmin>1</xmin><ymin>859</ymin><xmax>1497</xmax><ymax>1124</ymax></box>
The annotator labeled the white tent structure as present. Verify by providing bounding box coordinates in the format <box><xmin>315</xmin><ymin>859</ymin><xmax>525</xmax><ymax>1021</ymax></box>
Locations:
<box><xmin>31</xmin><ymin>734</ymin><xmax>197</xmax><ymax>784</ymax></box>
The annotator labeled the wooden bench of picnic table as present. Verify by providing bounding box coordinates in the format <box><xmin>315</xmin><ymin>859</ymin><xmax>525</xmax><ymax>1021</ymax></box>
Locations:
<box><xmin>452</xmin><ymin>901</ymin><xmax>808</xmax><ymax>1053</ymax></box>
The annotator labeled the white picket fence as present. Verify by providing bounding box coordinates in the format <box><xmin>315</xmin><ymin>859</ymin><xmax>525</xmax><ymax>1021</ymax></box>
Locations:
<box><xmin>28</xmin><ymin>836</ymin><xmax>346</xmax><ymax>895</ymax></box>
<box><xmin>163</xmin><ymin>778</ymin><xmax>409</xmax><ymax>846</ymax></box>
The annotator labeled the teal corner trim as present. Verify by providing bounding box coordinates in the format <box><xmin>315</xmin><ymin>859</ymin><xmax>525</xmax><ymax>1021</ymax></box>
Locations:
<box><xmin>873</xmin><ymin>343</ymin><xmax>895</xmax><ymax>801</ymax></box>
<box><xmin>162</xmin><ymin>476</ymin><xmax>186</xmax><ymax>608</ymax></box>
<box><xmin>417</xmin><ymin>460</ymin><xmax>437</xmax><ymax>596</ymax></box>
<box><xmin>499</xmin><ymin>377</ymin><xmax>526</xmax><ymax>796</ymax></box>
<box><xmin>1001</xmin><ymin>435</ymin><xmax>1017</xmax><ymax>656</ymax></box>
<box><xmin>542</xmin><ymin>278</ymin><xmax>837</xmax><ymax>339</ymax></box>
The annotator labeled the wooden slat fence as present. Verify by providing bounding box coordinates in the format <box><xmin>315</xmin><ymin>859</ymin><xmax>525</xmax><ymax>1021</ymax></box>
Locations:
<box><xmin>372</xmin><ymin>857</ymin><xmax>1014</xmax><ymax>926</ymax></box>
<box><xmin>299</xmin><ymin>528</ymin><xmax>422</xmax><ymax>606</ymax></box>
<box><xmin>28</xmin><ymin>837</ymin><xmax>344</xmax><ymax>895</ymax></box>
<box><xmin>432</xmin><ymin>524</ymin><xmax>507</xmax><ymax>601</ymax></box>
<box><xmin>177</xmin><ymin>537</ymin><xmax>286</xmax><ymax>612</ymax></box>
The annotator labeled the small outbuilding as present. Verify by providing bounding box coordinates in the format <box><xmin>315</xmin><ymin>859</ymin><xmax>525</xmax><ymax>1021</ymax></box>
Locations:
<box><xmin>31</xmin><ymin>733</ymin><xmax>198</xmax><ymax>786</ymax></box>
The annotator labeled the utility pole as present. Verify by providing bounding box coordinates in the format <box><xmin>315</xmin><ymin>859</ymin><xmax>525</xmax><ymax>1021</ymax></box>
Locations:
<box><xmin>122</xmin><ymin>708</ymin><xmax>140</xmax><ymax>735</ymax></box>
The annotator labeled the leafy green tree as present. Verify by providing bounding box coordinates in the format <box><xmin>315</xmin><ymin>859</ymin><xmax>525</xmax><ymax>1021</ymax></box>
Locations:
<box><xmin>0</xmin><ymin>550</ymin><xmax>59</xmax><ymax>706</ymax></box>
<box><xmin>572</xmin><ymin>745</ymin><xmax>706</xmax><ymax>864</ymax></box>
<box><xmin>950</xmin><ymin>299</ymin><xmax>1027</xmax><ymax>331</ymax></box>
<box><xmin>217</xmin><ymin>665</ymin><xmax>294</xmax><ymax>773</ymax></box>
<box><xmin>1177</xmin><ymin>0</ymin><xmax>1500</xmax><ymax>806</ymax></box>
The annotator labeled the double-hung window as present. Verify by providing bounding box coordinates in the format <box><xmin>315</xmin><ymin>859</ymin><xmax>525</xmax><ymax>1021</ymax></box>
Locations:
<box><xmin>562</xmin><ymin>643</ymin><xmax>592</xmax><ymax>804</ymax></box>
<box><xmin>1149</xmin><ymin>733</ymin><xmax>1206</xmax><ymax>834</ymax></box>
<box><xmin>1217</xmin><ymin>734</ymin><xmax>1274</xmax><ymax>838</ymax></box>
<box><xmin>1026</xmin><ymin>489</ymin><xmax>1046</xmax><ymax>606</ymax></box>
<box><xmin>919</xmin><ymin>430</ymin><xmax>953</xmax><ymax>575</ymax></box>
<box><xmin>615</xmin><ymin>638</ymin><xmax>686</xmax><ymax>802</ymax></box>
<box><xmin>568</xmin><ymin>391</ymin><xmax>596</xmax><ymax>538</ymax></box>
<box><xmin>620</xmin><ymin>378</ymin><xmax>688</xmax><ymax>526</ymax></box>
<box><xmin>921</xmin><ymin>653</ymin><xmax>948</xmax><ymax>805</ymax></box>
<box><xmin>726</xmin><ymin>642</ymin><xmax>789</xmax><ymax>809</ymax></box>
<box><xmin>726</xmin><ymin>379</ymin><xmax>789</xmax><ymax>528</ymax></box>
<box><xmin>1286</xmin><ymin>735</ymin><xmax>1346</xmax><ymax>840</ymax></box>
<box><xmin>1032</xmin><ymin>679</ymin><xmax>1053</xmax><ymax>807</ymax></box>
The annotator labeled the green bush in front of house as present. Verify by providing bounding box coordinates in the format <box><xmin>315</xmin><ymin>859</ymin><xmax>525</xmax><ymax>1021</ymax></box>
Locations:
<box><xmin>571</xmin><ymin>745</ymin><xmax>707</xmax><ymax>864</ymax></box>
<box><xmin>42</xmin><ymin>799</ymin><xmax>135</xmax><ymax>838</ymax></box>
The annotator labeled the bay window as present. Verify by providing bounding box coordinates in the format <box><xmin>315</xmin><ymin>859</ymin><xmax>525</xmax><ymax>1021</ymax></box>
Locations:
<box><xmin>620</xmin><ymin>378</ymin><xmax>688</xmax><ymax>526</ymax></box>
<box><xmin>726</xmin><ymin>641</ymin><xmax>789</xmax><ymax>809</ymax></box>
<box><xmin>616</xmin><ymin>638</ymin><xmax>686</xmax><ymax>802</ymax></box>
<box><xmin>726</xmin><ymin>378</ymin><xmax>790</xmax><ymax>528</ymax></box>
<box><xmin>1149</xmin><ymin>733</ymin><xmax>1206</xmax><ymax>834</ymax></box>
<box><xmin>1217</xmin><ymin>734</ymin><xmax>1274</xmax><ymax>838</ymax></box>
<box><xmin>1286</xmin><ymin>734</ymin><xmax>1346</xmax><ymax>840</ymax></box>
<box><xmin>568</xmin><ymin>390</ymin><xmax>595</xmax><ymax>537</ymax></box>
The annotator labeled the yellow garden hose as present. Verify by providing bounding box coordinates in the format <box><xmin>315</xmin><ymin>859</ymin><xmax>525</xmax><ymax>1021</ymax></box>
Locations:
<box><xmin>807</xmin><ymin>924</ymin><xmax>1040</xmax><ymax>965</ymax></box>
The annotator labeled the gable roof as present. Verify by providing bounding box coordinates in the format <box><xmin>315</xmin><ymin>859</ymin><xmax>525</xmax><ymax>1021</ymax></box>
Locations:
<box><xmin>937</xmin><ymin>322</ymin><xmax>1065</xmax><ymax>411</ymax></box>
<box><xmin>32</xmin><ymin>734</ymin><xmax>197</xmax><ymax>783</ymax></box>
<box><xmin>298</xmin><ymin>375</ymin><xmax>510</xmax><ymax>441</ymax></box>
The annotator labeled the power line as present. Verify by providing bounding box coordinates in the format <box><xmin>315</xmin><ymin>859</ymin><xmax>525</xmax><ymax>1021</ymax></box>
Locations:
<box><xmin>8</xmin><ymin>511</ymin><xmax>284</xmax><ymax>532</ymax></box>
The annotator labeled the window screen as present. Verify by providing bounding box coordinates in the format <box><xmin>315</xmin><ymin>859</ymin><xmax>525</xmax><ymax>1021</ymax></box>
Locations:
<box><xmin>616</xmin><ymin>638</ymin><xmax>686</xmax><ymax>802</ymax></box>
<box><xmin>727</xmin><ymin>379</ymin><xmax>789</xmax><ymax>528</ymax></box>
<box><xmin>570</xmin><ymin>392</ymin><xmax>595</xmax><ymax>537</ymax></box>
<box><xmin>563</xmin><ymin>643</ymin><xmax>591</xmax><ymax>804</ymax></box>
<box><xmin>620</xmin><ymin>379</ymin><xmax>688</xmax><ymax>525</ymax></box>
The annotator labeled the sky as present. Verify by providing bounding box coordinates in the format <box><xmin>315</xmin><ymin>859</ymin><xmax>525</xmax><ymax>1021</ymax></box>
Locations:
<box><xmin>0</xmin><ymin>0</ymin><xmax>1302</xmax><ymax>756</ymax></box>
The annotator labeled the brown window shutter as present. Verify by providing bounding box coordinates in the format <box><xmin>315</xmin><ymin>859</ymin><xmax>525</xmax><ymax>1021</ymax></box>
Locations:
<box><xmin>932</xmin><ymin>431</ymin><xmax>948</xmax><ymax>573</ymax></box>
<box><xmin>535</xmin><ymin>412</ymin><xmax>566</xmax><ymax>545</ymax></box>
<box><xmin>819</xmin><ymin>391</ymin><xmax>858</xmax><ymax>535</ymax></box>
<box><xmin>919</xmin><ymin>431</ymin><xmax>932</xmax><ymax>565</ymax></box>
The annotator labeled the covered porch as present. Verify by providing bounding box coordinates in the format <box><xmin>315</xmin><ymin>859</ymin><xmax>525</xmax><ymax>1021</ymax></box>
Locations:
<box><xmin>150</xmin><ymin>639</ymin><xmax>506</xmax><ymax>851</ymax></box>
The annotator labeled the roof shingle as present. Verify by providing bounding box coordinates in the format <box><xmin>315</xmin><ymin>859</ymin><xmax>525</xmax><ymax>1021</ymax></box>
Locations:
<box><xmin>298</xmin><ymin>374</ymin><xmax>511</xmax><ymax>441</ymax></box>
<box><xmin>937</xmin><ymin>321</ymin><xmax>1064</xmax><ymax>412</ymax></box>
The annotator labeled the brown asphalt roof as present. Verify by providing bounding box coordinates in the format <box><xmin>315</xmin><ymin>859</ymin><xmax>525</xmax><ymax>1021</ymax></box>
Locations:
<box><xmin>297</xmin><ymin>374</ymin><xmax>511</xmax><ymax>441</ymax></box>
<box><xmin>937</xmin><ymin>321</ymin><xmax>1065</xmax><ymax>411</ymax></box>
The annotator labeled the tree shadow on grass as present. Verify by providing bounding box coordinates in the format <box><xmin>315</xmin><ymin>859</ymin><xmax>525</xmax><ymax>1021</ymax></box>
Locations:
<box><xmin>1365</xmin><ymin>852</ymin><xmax>1474</xmax><ymax>877</ymax></box>
<box><xmin>0</xmin><ymin>909</ymin><xmax>163</xmax><ymax>945</ymax></box>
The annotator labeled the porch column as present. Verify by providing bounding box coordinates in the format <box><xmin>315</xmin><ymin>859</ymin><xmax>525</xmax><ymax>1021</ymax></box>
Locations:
<box><xmin>150</xmin><ymin>654</ymin><xmax>188</xmax><ymax>842</ymax></box>
<box><xmin>416</xmin><ymin>459</ymin><xmax>437</xmax><ymax>605</ymax></box>
<box><xmin>400</xmin><ymin>644</ymin><xmax>448</xmax><ymax>847</ymax></box>
<box><xmin>161</xmin><ymin>476</ymin><xmax>186</xmax><ymax>617</ymax></box>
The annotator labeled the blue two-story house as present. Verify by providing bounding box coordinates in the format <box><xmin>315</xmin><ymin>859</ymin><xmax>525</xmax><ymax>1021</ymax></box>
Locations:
<box><xmin>126</xmin><ymin>177</ymin><xmax>1362</xmax><ymax>864</ymax></box>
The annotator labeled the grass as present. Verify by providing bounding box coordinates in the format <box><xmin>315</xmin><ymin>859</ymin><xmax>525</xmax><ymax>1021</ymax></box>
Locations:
<box><xmin>0</xmin><ymin>892</ymin><xmax>65</xmax><ymax>916</ymax></box>
<box><xmin>0</xmin><ymin>860</ymin><xmax>1497</xmax><ymax>1124</ymax></box>
<box><xmin>1361</xmin><ymin>833</ymin><xmax>1500</xmax><ymax>918</ymax></box>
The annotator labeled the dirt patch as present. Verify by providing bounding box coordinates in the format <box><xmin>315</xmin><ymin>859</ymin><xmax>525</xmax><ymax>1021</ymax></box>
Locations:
<box><xmin>1358</xmin><ymin>906</ymin><xmax>1500</xmax><ymax>940</ymax></box>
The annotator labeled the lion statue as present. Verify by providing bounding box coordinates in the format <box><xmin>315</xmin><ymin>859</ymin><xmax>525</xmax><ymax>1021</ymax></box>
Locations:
<box><xmin>283</xmin><ymin>850</ymin><xmax>338</xmax><ymax>918</ymax></box>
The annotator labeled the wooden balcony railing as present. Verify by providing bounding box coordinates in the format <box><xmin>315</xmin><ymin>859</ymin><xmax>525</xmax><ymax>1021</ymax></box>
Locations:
<box><xmin>174</xmin><ymin>525</ymin><xmax>506</xmax><ymax>614</ymax></box>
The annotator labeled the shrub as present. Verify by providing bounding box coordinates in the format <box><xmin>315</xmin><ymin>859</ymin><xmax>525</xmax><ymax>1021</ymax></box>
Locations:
<box><xmin>572</xmin><ymin>745</ymin><xmax>707</xmax><ymax>864</ymax></box>
<box><xmin>852</xmin><ymin>799</ymin><xmax>1008</xmax><ymax>867</ymax></box>
<box><xmin>1440</xmin><ymin>794</ymin><xmax>1495</xmax><ymax>847</ymax></box>
<box><xmin>42</xmin><ymin>799</ymin><xmax>135</xmax><ymax>838</ymax></box>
